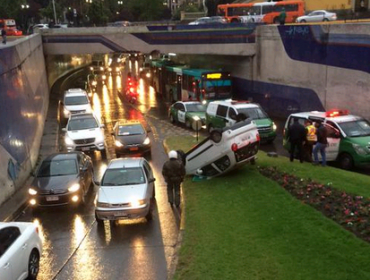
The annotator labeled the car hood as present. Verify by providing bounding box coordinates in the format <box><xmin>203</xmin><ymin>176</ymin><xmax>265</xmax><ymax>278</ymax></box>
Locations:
<box><xmin>67</xmin><ymin>128</ymin><xmax>103</xmax><ymax>140</ymax></box>
<box><xmin>346</xmin><ymin>136</ymin><xmax>370</xmax><ymax>145</ymax></box>
<box><xmin>31</xmin><ymin>175</ymin><xmax>79</xmax><ymax>190</ymax></box>
<box><xmin>116</xmin><ymin>134</ymin><xmax>146</xmax><ymax>145</ymax></box>
<box><xmin>98</xmin><ymin>184</ymin><xmax>147</xmax><ymax>204</ymax></box>
<box><xmin>187</xmin><ymin>112</ymin><xmax>206</xmax><ymax>119</ymax></box>
<box><xmin>64</xmin><ymin>104</ymin><xmax>90</xmax><ymax>111</ymax></box>
<box><xmin>253</xmin><ymin>118</ymin><xmax>272</xmax><ymax>127</ymax></box>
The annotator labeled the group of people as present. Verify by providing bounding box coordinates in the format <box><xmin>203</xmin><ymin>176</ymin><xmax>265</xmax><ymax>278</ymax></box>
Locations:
<box><xmin>287</xmin><ymin>118</ymin><xmax>328</xmax><ymax>166</ymax></box>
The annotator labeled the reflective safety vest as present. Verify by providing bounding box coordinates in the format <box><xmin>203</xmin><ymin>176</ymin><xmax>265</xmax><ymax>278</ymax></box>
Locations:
<box><xmin>306</xmin><ymin>125</ymin><xmax>317</xmax><ymax>142</ymax></box>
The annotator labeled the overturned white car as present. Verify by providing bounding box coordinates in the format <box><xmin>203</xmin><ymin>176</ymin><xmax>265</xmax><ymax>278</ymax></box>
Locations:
<box><xmin>184</xmin><ymin>118</ymin><xmax>260</xmax><ymax>178</ymax></box>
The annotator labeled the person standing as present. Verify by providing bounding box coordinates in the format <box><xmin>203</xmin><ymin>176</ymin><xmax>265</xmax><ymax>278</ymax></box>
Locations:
<box><xmin>303</xmin><ymin>120</ymin><xmax>317</xmax><ymax>162</ymax></box>
<box><xmin>288</xmin><ymin>118</ymin><xmax>306</xmax><ymax>163</ymax></box>
<box><xmin>313</xmin><ymin>121</ymin><xmax>328</xmax><ymax>166</ymax></box>
<box><xmin>279</xmin><ymin>8</ymin><xmax>286</xmax><ymax>25</ymax></box>
<box><xmin>1</xmin><ymin>28</ymin><xmax>6</xmax><ymax>44</ymax></box>
<box><xmin>162</xmin><ymin>150</ymin><xmax>186</xmax><ymax>207</ymax></box>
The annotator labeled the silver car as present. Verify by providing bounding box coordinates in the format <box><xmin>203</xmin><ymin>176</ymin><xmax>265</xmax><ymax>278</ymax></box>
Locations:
<box><xmin>95</xmin><ymin>158</ymin><xmax>156</xmax><ymax>225</ymax></box>
<box><xmin>296</xmin><ymin>10</ymin><xmax>337</xmax><ymax>23</ymax></box>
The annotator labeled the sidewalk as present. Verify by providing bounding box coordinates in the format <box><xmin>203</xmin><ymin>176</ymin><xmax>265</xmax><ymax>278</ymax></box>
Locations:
<box><xmin>0</xmin><ymin>95</ymin><xmax>59</xmax><ymax>222</ymax></box>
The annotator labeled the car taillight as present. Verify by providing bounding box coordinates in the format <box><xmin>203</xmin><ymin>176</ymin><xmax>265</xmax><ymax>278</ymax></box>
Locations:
<box><xmin>256</xmin><ymin>133</ymin><xmax>260</xmax><ymax>142</ymax></box>
<box><xmin>231</xmin><ymin>143</ymin><xmax>238</xmax><ymax>152</ymax></box>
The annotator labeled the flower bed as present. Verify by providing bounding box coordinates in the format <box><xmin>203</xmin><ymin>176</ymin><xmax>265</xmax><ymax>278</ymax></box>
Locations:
<box><xmin>258</xmin><ymin>166</ymin><xmax>370</xmax><ymax>243</ymax></box>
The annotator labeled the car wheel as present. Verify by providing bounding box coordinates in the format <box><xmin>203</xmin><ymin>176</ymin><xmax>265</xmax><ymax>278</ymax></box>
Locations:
<box><xmin>145</xmin><ymin>207</ymin><xmax>153</xmax><ymax>221</ymax></box>
<box><xmin>301</xmin><ymin>19</ymin><xmax>306</xmax><ymax>23</ymax></box>
<box><xmin>27</xmin><ymin>249</ymin><xmax>40</xmax><ymax>280</ymax></box>
<box><xmin>231</xmin><ymin>18</ymin><xmax>239</xmax><ymax>23</ymax></box>
<box><xmin>339</xmin><ymin>153</ymin><xmax>354</xmax><ymax>170</ymax></box>
<box><xmin>323</xmin><ymin>18</ymin><xmax>329</xmax><ymax>22</ymax></box>
<box><xmin>95</xmin><ymin>213</ymin><xmax>104</xmax><ymax>226</ymax></box>
<box><xmin>210</xmin><ymin>129</ymin><xmax>222</xmax><ymax>143</ymax></box>
<box><xmin>169</xmin><ymin>114</ymin><xmax>175</xmax><ymax>124</ymax></box>
<box><xmin>185</xmin><ymin>119</ymin><xmax>191</xmax><ymax>128</ymax></box>
<box><xmin>100</xmin><ymin>149</ymin><xmax>107</xmax><ymax>159</ymax></box>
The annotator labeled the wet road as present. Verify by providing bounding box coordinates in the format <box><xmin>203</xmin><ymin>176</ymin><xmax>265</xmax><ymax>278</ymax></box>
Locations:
<box><xmin>15</xmin><ymin>59</ymin><xmax>193</xmax><ymax>280</ymax></box>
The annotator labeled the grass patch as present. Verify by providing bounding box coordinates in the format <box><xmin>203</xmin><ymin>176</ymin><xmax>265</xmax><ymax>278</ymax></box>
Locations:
<box><xmin>165</xmin><ymin>136</ymin><xmax>370</xmax><ymax>280</ymax></box>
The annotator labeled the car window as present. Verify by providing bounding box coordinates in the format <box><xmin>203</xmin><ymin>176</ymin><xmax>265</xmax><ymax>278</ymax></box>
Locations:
<box><xmin>186</xmin><ymin>103</ymin><xmax>206</xmax><ymax>112</ymax></box>
<box><xmin>101</xmin><ymin>167</ymin><xmax>145</xmax><ymax>186</ymax></box>
<box><xmin>178</xmin><ymin>103</ymin><xmax>185</xmax><ymax>111</ymax></box>
<box><xmin>118</xmin><ymin>124</ymin><xmax>145</xmax><ymax>136</ymax></box>
<box><xmin>174</xmin><ymin>103</ymin><xmax>182</xmax><ymax>110</ymax></box>
<box><xmin>68</xmin><ymin>117</ymin><xmax>98</xmax><ymax>130</ymax></box>
<box><xmin>143</xmin><ymin>161</ymin><xmax>152</xmax><ymax>177</ymax></box>
<box><xmin>325</xmin><ymin>121</ymin><xmax>341</xmax><ymax>138</ymax></box>
<box><xmin>216</xmin><ymin>105</ymin><xmax>228</xmax><ymax>118</ymax></box>
<box><xmin>336</xmin><ymin>119</ymin><xmax>370</xmax><ymax>137</ymax></box>
<box><xmin>0</xmin><ymin>226</ymin><xmax>21</xmax><ymax>257</ymax></box>
<box><xmin>37</xmin><ymin>159</ymin><xmax>78</xmax><ymax>177</ymax></box>
<box><xmin>228</xmin><ymin>108</ymin><xmax>238</xmax><ymax>120</ymax></box>
<box><xmin>64</xmin><ymin>95</ymin><xmax>89</xmax><ymax>105</ymax></box>
<box><xmin>237</xmin><ymin>107</ymin><xmax>268</xmax><ymax>119</ymax></box>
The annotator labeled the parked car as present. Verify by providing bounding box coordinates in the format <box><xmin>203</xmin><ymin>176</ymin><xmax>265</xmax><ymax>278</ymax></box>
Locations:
<box><xmin>188</xmin><ymin>16</ymin><xmax>227</xmax><ymax>25</ymax></box>
<box><xmin>169</xmin><ymin>101</ymin><xmax>206</xmax><ymax>130</ymax></box>
<box><xmin>94</xmin><ymin>157</ymin><xmax>156</xmax><ymax>225</ymax></box>
<box><xmin>206</xmin><ymin>100</ymin><xmax>277</xmax><ymax>143</ymax></box>
<box><xmin>184</xmin><ymin>118</ymin><xmax>260</xmax><ymax>178</ymax></box>
<box><xmin>0</xmin><ymin>221</ymin><xmax>42</xmax><ymax>280</ymax></box>
<box><xmin>59</xmin><ymin>88</ymin><xmax>92</xmax><ymax>126</ymax></box>
<box><xmin>112</xmin><ymin>120</ymin><xmax>151</xmax><ymax>158</ymax></box>
<box><xmin>62</xmin><ymin>113</ymin><xmax>106</xmax><ymax>157</ymax></box>
<box><xmin>283</xmin><ymin>109</ymin><xmax>370</xmax><ymax>170</ymax></box>
<box><xmin>296</xmin><ymin>10</ymin><xmax>337</xmax><ymax>23</ymax></box>
<box><xmin>28</xmin><ymin>152</ymin><xmax>94</xmax><ymax>208</ymax></box>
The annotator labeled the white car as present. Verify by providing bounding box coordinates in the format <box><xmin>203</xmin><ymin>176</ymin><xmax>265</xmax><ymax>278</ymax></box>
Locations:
<box><xmin>296</xmin><ymin>10</ymin><xmax>337</xmax><ymax>23</ymax></box>
<box><xmin>59</xmin><ymin>88</ymin><xmax>92</xmax><ymax>125</ymax></box>
<box><xmin>95</xmin><ymin>157</ymin><xmax>156</xmax><ymax>225</ymax></box>
<box><xmin>63</xmin><ymin>113</ymin><xmax>106</xmax><ymax>157</ymax></box>
<box><xmin>0</xmin><ymin>222</ymin><xmax>42</xmax><ymax>280</ymax></box>
<box><xmin>184</xmin><ymin>119</ymin><xmax>260</xmax><ymax>178</ymax></box>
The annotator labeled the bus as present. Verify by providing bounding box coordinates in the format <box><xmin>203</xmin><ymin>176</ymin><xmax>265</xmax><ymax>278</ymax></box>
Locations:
<box><xmin>162</xmin><ymin>64</ymin><xmax>189</xmax><ymax>102</ymax></box>
<box><xmin>217</xmin><ymin>1</ymin><xmax>305</xmax><ymax>24</ymax></box>
<box><xmin>0</xmin><ymin>19</ymin><xmax>22</xmax><ymax>36</ymax></box>
<box><xmin>150</xmin><ymin>59</ymin><xmax>178</xmax><ymax>97</ymax></box>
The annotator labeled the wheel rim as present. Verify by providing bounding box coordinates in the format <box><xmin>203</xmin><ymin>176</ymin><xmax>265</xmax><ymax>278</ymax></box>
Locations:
<box><xmin>29</xmin><ymin>251</ymin><xmax>39</xmax><ymax>278</ymax></box>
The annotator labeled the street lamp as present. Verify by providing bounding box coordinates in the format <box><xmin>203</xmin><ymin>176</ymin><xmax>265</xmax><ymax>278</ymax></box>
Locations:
<box><xmin>192</xmin><ymin>116</ymin><xmax>201</xmax><ymax>142</ymax></box>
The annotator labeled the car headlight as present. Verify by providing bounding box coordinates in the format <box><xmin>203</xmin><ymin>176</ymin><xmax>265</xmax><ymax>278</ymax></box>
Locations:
<box><xmin>146</xmin><ymin>73</ymin><xmax>151</xmax><ymax>78</ymax></box>
<box><xmin>28</xmin><ymin>188</ymin><xmax>37</xmax><ymax>195</ymax></box>
<box><xmin>97</xmin><ymin>201</ymin><xmax>111</xmax><ymax>207</ymax></box>
<box><xmin>68</xmin><ymin>184</ymin><xmax>80</xmax><ymax>193</ymax></box>
<box><xmin>272</xmin><ymin>122</ymin><xmax>277</xmax><ymax>131</ymax></box>
<box><xmin>352</xmin><ymin>144</ymin><xmax>368</xmax><ymax>155</ymax></box>
<box><xmin>129</xmin><ymin>199</ymin><xmax>146</xmax><ymax>207</ymax></box>
<box><xmin>115</xmin><ymin>140</ymin><xmax>124</xmax><ymax>147</ymax></box>
<box><xmin>92</xmin><ymin>81</ymin><xmax>97</xmax><ymax>86</ymax></box>
<box><xmin>100</xmin><ymin>67</ymin><xmax>104</xmax><ymax>71</ymax></box>
<box><xmin>102</xmin><ymin>75</ymin><xmax>106</xmax><ymax>80</ymax></box>
<box><xmin>116</xmin><ymin>67</ymin><xmax>120</xmax><ymax>72</ymax></box>
<box><xmin>143</xmin><ymin>137</ymin><xmax>150</xmax><ymax>145</ymax></box>
<box><xmin>95</xmin><ymin>131</ymin><xmax>104</xmax><ymax>143</ymax></box>
<box><xmin>65</xmin><ymin>136</ymin><xmax>74</xmax><ymax>146</ymax></box>
<box><xmin>90</xmin><ymin>67</ymin><xmax>93</xmax><ymax>70</ymax></box>
<box><xmin>63</xmin><ymin>108</ymin><xmax>70</xmax><ymax>117</ymax></box>
<box><xmin>108</xmin><ymin>67</ymin><xmax>112</xmax><ymax>71</ymax></box>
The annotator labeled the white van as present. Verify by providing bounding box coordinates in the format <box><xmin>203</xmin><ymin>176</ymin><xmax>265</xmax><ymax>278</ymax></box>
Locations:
<box><xmin>59</xmin><ymin>88</ymin><xmax>92</xmax><ymax>125</ymax></box>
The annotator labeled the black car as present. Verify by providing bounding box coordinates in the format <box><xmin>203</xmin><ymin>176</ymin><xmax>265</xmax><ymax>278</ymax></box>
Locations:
<box><xmin>28</xmin><ymin>152</ymin><xmax>94</xmax><ymax>208</ymax></box>
<box><xmin>112</xmin><ymin>120</ymin><xmax>151</xmax><ymax>158</ymax></box>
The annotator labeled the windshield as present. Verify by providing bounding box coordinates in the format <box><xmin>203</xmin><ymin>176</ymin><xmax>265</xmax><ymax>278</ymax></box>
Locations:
<box><xmin>65</xmin><ymin>95</ymin><xmax>89</xmax><ymax>105</ymax></box>
<box><xmin>204</xmin><ymin>80</ymin><xmax>232</xmax><ymax>99</ymax></box>
<box><xmin>68</xmin><ymin>117</ymin><xmax>98</xmax><ymax>130</ymax></box>
<box><xmin>337</xmin><ymin>119</ymin><xmax>370</xmax><ymax>137</ymax></box>
<box><xmin>37</xmin><ymin>159</ymin><xmax>77</xmax><ymax>177</ymax></box>
<box><xmin>101</xmin><ymin>167</ymin><xmax>145</xmax><ymax>186</ymax></box>
<box><xmin>237</xmin><ymin>107</ymin><xmax>268</xmax><ymax>119</ymax></box>
<box><xmin>118</xmin><ymin>124</ymin><xmax>144</xmax><ymax>136</ymax></box>
<box><xmin>186</xmin><ymin>103</ymin><xmax>206</xmax><ymax>112</ymax></box>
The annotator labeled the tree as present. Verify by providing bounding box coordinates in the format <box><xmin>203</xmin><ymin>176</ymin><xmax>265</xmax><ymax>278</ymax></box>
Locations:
<box><xmin>39</xmin><ymin>0</ymin><xmax>64</xmax><ymax>23</ymax></box>
<box><xmin>87</xmin><ymin>0</ymin><xmax>111</xmax><ymax>26</ymax></box>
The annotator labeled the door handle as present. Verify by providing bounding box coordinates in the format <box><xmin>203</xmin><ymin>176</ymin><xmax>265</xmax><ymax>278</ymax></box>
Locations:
<box><xmin>3</xmin><ymin>262</ymin><xmax>10</xmax><ymax>269</ymax></box>
<box><xmin>22</xmin><ymin>243</ymin><xmax>28</xmax><ymax>249</ymax></box>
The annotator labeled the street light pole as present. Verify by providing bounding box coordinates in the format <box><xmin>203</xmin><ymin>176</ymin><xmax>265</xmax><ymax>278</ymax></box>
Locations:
<box><xmin>52</xmin><ymin>0</ymin><xmax>57</xmax><ymax>24</ymax></box>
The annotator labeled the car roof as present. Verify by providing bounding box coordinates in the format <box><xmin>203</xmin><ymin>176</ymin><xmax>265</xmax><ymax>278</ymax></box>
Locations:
<box><xmin>43</xmin><ymin>151</ymin><xmax>81</xmax><ymax>161</ymax></box>
<box><xmin>178</xmin><ymin>101</ymin><xmax>202</xmax><ymax>105</ymax></box>
<box><xmin>64</xmin><ymin>88</ymin><xmax>87</xmax><ymax>96</ymax></box>
<box><xmin>210</xmin><ymin>100</ymin><xmax>259</xmax><ymax>108</ymax></box>
<box><xmin>107</xmin><ymin>157</ymin><xmax>144</xmax><ymax>169</ymax></box>
<box><xmin>70</xmin><ymin>113</ymin><xmax>96</xmax><ymax>120</ymax></box>
<box><xmin>289</xmin><ymin>111</ymin><xmax>360</xmax><ymax>123</ymax></box>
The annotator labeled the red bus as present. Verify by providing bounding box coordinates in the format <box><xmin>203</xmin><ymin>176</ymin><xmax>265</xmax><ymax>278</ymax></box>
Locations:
<box><xmin>0</xmin><ymin>19</ymin><xmax>23</xmax><ymax>36</ymax></box>
<box><xmin>217</xmin><ymin>1</ymin><xmax>305</xmax><ymax>24</ymax></box>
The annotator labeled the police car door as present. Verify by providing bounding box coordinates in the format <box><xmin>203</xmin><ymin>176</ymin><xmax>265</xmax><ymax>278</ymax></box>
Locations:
<box><xmin>227</xmin><ymin>107</ymin><xmax>237</xmax><ymax>127</ymax></box>
<box><xmin>324</xmin><ymin>121</ymin><xmax>341</xmax><ymax>161</ymax></box>
<box><xmin>177</xmin><ymin>103</ymin><xmax>186</xmax><ymax>124</ymax></box>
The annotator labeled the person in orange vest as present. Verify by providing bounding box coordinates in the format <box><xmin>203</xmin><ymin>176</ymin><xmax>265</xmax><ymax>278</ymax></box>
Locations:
<box><xmin>304</xmin><ymin>120</ymin><xmax>317</xmax><ymax>162</ymax></box>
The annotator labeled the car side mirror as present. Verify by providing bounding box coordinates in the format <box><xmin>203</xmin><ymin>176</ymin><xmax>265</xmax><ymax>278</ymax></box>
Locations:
<box><xmin>149</xmin><ymin>178</ymin><xmax>156</xmax><ymax>183</ymax></box>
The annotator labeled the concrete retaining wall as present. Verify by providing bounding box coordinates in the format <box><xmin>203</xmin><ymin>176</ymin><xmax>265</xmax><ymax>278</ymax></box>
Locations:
<box><xmin>0</xmin><ymin>35</ymin><xmax>49</xmax><ymax>206</ymax></box>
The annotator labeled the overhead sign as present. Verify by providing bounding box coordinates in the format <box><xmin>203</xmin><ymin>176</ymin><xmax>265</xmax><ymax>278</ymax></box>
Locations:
<box><xmin>206</xmin><ymin>73</ymin><xmax>222</xmax><ymax>79</ymax></box>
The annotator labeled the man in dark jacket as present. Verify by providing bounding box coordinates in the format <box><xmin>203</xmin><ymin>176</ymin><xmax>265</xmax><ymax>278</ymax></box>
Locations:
<box><xmin>162</xmin><ymin>150</ymin><xmax>186</xmax><ymax>207</ymax></box>
<box><xmin>288</xmin><ymin>118</ymin><xmax>306</xmax><ymax>163</ymax></box>
<box><xmin>313</xmin><ymin>121</ymin><xmax>328</xmax><ymax>166</ymax></box>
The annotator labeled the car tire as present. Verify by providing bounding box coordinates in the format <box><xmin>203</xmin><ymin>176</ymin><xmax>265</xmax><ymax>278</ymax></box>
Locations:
<box><xmin>323</xmin><ymin>18</ymin><xmax>329</xmax><ymax>22</ymax></box>
<box><xmin>231</xmin><ymin>18</ymin><xmax>239</xmax><ymax>23</ymax></box>
<box><xmin>27</xmin><ymin>249</ymin><xmax>40</xmax><ymax>280</ymax></box>
<box><xmin>339</xmin><ymin>153</ymin><xmax>354</xmax><ymax>170</ymax></box>
<box><xmin>210</xmin><ymin>129</ymin><xmax>222</xmax><ymax>143</ymax></box>
<box><xmin>101</xmin><ymin>149</ymin><xmax>107</xmax><ymax>159</ymax></box>
<box><xmin>301</xmin><ymin>19</ymin><xmax>306</xmax><ymax>23</ymax></box>
<box><xmin>95</xmin><ymin>213</ymin><xmax>104</xmax><ymax>226</ymax></box>
<box><xmin>145</xmin><ymin>207</ymin><xmax>153</xmax><ymax>221</ymax></box>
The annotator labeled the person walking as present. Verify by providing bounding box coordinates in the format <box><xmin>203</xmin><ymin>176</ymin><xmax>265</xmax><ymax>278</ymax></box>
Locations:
<box><xmin>162</xmin><ymin>150</ymin><xmax>186</xmax><ymax>207</ymax></box>
<box><xmin>303</xmin><ymin>120</ymin><xmax>317</xmax><ymax>162</ymax></box>
<box><xmin>279</xmin><ymin>8</ymin><xmax>286</xmax><ymax>25</ymax></box>
<box><xmin>288</xmin><ymin>118</ymin><xmax>306</xmax><ymax>163</ymax></box>
<box><xmin>1</xmin><ymin>28</ymin><xmax>6</xmax><ymax>44</ymax></box>
<box><xmin>313</xmin><ymin>121</ymin><xmax>328</xmax><ymax>166</ymax></box>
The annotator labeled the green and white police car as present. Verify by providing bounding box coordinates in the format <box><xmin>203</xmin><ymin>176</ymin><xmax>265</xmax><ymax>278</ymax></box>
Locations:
<box><xmin>205</xmin><ymin>100</ymin><xmax>277</xmax><ymax>143</ymax></box>
<box><xmin>169</xmin><ymin>101</ymin><xmax>206</xmax><ymax>130</ymax></box>
<box><xmin>283</xmin><ymin>109</ymin><xmax>370</xmax><ymax>169</ymax></box>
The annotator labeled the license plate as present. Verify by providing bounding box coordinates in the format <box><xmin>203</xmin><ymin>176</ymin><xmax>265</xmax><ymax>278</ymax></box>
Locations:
<box><xmin>81</xmin><ymin>147</ymin><xmax>90</xmax><ymax>151</ymax></box>
<box><xmin>129</xmin><ymin>147</ymin><xmax>139</xmax><ymax>151</ymax></box>
<box><xmin>46</xmin><ymin>196</ymin><xmax>59</xmax><ymax>202</ymax></box>
<box><xmin>113</xmin><ymin>211</ymin><xmax>127</xmax><ymax>217</ymax></box>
